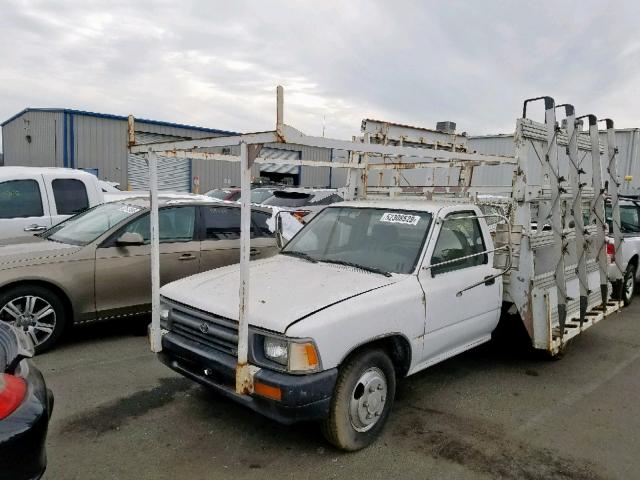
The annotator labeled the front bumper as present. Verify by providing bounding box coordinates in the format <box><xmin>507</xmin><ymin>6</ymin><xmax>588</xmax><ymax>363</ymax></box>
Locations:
<box><xmin>0</xmin><ymin>360</ymin><xmax>54</xmax><ymax>480</ymax></box>
<box><xmin>159</xmin><ymin>332</ymin><xmax>337</xmax><ymax>425</ymax></box>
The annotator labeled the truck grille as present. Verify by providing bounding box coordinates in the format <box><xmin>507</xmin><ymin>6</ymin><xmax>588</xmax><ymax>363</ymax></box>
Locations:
<box><xmin>169</xmin><ymin>303</ymin><xmax>238</xmax><ymax>356</ymax></box>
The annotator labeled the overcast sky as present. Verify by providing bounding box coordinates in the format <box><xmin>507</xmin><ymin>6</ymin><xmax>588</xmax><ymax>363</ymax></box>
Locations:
<box><xmin>1</xmin><ymin>0</ymin><xmax>639</xmax><ymax>147</ymax></box>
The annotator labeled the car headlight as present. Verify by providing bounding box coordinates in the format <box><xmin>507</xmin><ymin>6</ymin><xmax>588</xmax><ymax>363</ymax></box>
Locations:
<box><xmin>263</xmin><ymin>337</ymin><xmax>288</xmax><ymax>365</ymax></box>
<box><xmin>262</xmin><ymin>336</ymin><xmax>320</xmax><ymax>373</ymax></box>
<box><xmin>159</xmin><ymin>305</ymin><xmax>170</xmax><ymax>329</ymax></box>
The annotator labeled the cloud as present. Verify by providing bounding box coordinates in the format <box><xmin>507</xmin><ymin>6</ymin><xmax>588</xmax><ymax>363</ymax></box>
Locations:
<box><xmin>1</xmin><ymin>0</ymin><xmax>639</xmax><ymax>149</ymax></box>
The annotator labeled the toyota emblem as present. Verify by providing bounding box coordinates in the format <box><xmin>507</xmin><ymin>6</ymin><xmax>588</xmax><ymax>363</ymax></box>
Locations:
<box><xmin>199</xmin><ymin>323</ymin><xmax>209</xmax><ymax>334</ymax></box>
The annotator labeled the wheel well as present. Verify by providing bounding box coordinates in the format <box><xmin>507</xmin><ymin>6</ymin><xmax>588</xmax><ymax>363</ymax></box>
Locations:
<box><xmin>342</xmin><ymin>335</ymin><xmax>412</xmax><ymax>378</ymax></box>
<box><xmin>0</xmin><ymin>280</ymin><xmax>74</xmax><ymax>322</ymax></box>
<box><xmin>629</xmin><ymin>254</ymin><xmax>639</xmax><ymax>269</ymax></box>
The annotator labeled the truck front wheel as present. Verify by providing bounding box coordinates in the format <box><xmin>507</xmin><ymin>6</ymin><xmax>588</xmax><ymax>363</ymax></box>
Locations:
<box><xmin>321</xmin><ymin>349</ymin><xmax>396</xmax><ymax>451</ymax></box>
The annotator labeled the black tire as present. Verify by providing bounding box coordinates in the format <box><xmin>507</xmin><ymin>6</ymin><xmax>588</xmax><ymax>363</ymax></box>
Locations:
<box><xmin>612</xmin><ymin>264</ymin><xmax>637</xmax><ymax>306</ymax></box>
<box><xmin>131</xmin><ymin>315</ymin><xmax>151</xmax><ymax>336</ymax></box>
<box><xmin>0</xmin><ymin>284</ymin><xmax>67</xmax><ymax>354</ymax></box>
<box><xmin>321</xmin><ymin>349</ymin><xmax>396</xmax><ymax>451</ymax></box>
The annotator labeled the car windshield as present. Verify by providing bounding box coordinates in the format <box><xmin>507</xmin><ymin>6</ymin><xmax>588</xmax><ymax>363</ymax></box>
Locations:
<box><xmin>42</xmin><ymin>202</ymin><xmax>144</xmax><ymax>246</ymax></box>
<box><xmin>251</xmin><ymin>189</ymin><xmax>275</xmax><ymax>204</ymax></box>
<box><xmin>282</xmin><ymin>207</ymin><xmax>432</xmax><ymax>275</ymax></box>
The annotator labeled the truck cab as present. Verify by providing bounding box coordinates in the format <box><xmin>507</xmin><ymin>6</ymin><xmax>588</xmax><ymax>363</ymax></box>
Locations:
<box><xmin>158</xmin><ymin>200</ymin><xmax>501</xmax><ymax>450</ymax></box>
<box><xmin>607</xmin><ymin>198</ymin><xmax>640</xmax><ymax>305</ymax></box>
<box><xmin>0</xmin><ymin>167</ymin><xmax>104</xmax><ymax>240</ymax></box>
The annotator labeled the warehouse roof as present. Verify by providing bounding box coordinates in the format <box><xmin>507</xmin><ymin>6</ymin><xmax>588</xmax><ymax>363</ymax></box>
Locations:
<box><xmin>1</xmin><ymin>107</ymin><xmax>237</xmax><ymax>135</ymax></box>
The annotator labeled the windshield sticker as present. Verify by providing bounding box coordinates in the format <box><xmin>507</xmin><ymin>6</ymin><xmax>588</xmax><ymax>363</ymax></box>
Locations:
<box><xmin>380</xmin><ymin>212</ymin><xmax>421</xmax><ymax>225</ymax></box>
<box><xmin>118</xmin><ymin>205</ymin><xmax>141</xmax><ymax>214</ymax></box>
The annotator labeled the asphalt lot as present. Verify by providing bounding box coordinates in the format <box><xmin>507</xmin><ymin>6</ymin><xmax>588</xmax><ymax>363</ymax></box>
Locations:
<box><xmin>35</xmin><ymin>300</ymin><xmax>640</xmax><ymax>480</ymax></box>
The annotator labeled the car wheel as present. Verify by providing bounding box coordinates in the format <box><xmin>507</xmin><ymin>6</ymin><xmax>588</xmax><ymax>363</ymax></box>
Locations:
<box><xmin>321</xmin><ymin>349</ymin><xmax>396</xmax><ymax>451</ymax></box>
<box><xmin>0</xmin><ymin>285</ymin><xmax>67</xmax><ymax>353</ymax></box>
<box><xmin>613</xmin><ymin>264</ymin><xmax>637</xmax><ymax>306</ymax></box>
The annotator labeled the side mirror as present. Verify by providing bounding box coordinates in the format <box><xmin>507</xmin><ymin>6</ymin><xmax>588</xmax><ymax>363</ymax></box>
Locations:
<box><xmin>116</xmin><ymin>231</ymin><xmax>144</xmax><ymax>246</ymax></box>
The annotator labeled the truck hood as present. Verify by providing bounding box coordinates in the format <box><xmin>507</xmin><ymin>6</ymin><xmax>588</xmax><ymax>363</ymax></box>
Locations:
<box><xmin>0</xmin><ymin>236</ymin><xmax>82</xmax><ymax>269</ymax></box>
<box><xmin>161</xmin><ymin>255</ymin><xmax>402</xmax><ymax>333</ymax></box>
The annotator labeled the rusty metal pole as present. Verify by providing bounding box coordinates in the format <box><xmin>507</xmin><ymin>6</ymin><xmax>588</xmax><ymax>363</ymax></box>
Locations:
<box><xmin>127</xmin><ymin>115</ymin><xmax>136</xmax><ymax>147</ymax></box>
<box><xmin>236</xmin><ymin>140</ymin><xmax>251</xmax><ymax>394</ymax></box>
<box><xmin>148</xmin><ymin>149</ymin><xmax>162</xmax><ymax>353</ymax></box>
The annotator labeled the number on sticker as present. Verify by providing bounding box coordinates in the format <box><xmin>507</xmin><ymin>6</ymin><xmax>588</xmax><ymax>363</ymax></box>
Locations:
<box><xmin>380</xmin><ymin>212</ymin><xmax>421</xmax><ymax>225</ymax></box>
<box><xmin>119</xmin><ymin>205</ymin><xmax>141</xmax><ymax>214</ymax></box>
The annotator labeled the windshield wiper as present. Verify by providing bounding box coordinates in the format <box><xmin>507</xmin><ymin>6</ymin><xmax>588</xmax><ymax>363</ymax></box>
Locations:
<box><xmin>280</xmin><ymin>250</ymin><xmax>318</xmax><ymax>263</ymax></box>
<box><xmin>318</xmin><ymin>259</ymin><xmax>392</xmax><ymax>277</ymax></box>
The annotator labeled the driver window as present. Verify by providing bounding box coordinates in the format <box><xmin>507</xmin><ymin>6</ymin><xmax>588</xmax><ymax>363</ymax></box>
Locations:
<box><xmin>121</xmin><ymin>206</ymin><xmax>196</xmax><ymax>244</ymax></box>
<box><xmin>431</xmin><ymin>213</ymin><xmax>487</xmax><ymax>275</ymax></box>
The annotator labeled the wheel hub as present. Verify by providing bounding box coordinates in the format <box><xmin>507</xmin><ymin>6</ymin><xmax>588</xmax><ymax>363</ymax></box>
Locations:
<box><xmin>0</xmin><ymin>295</ymin><xmax>56</xmax><ymax>346</ymax></box>
<box><xmin>349</xmin><ymin>367</ymin><xmax>387</xmax><ymax>432</ymax></box>
<box><xmin>625</xmin><ymin>274</ymin><xmax>634</xmax><ymax>298</ymax></box>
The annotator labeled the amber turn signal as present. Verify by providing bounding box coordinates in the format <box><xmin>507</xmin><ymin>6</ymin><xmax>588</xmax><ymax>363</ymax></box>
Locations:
<box><xmin>254</xmin><ymin>382</ymin><xmax>282</xmax><ymax>401</ymax></box>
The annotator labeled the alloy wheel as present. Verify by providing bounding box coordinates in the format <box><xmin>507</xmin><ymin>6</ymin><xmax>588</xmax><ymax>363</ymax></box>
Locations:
<box><xmin>0</xmin><ymin>295</ymin><xmax>57</xmax><ymax>347</ymax></box>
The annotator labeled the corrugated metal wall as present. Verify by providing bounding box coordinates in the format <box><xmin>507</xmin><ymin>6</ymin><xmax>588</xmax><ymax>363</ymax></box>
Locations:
<box><xmin>599</xmin><ymin>129</ymin><xmax>640</xmax><ymax>195</ymax></box>
<box><xmin>330</xmin><ymin>149</ymin><xmax>349</xmax><ymax>188</ymax></box>
<box><xmin>128</xmin><ymin>132</ymin><xmax>192</xmax><ymax>191</ymax></box>
<box><xmin>191</xmin><ymin>145</ymin><xmax>244</xmax><ymax>192</ymax></box>
<box><xmin>263</xmin><ymin>142</ymin><xmax>331</xmax><ymax>187</ymax></box>
<box><xmin>2</xmin><ymin>110</ymin><xmax>63</xmax><ymax>168</ymax></box>
<box><xmin>192</xmin><ymin>143</ymin><xmax>332</xmax><ymax>191</ymax></box>
<box><xmin>469</xmin><ymin>131</ymin><xmax>640</xmax><ymax>193</ymax></box>
<box><xmin>72</xmin><ymin>114</ymin><xmax>128</xmax><ymax>185</ymax></box>
<box><xmin>2</xmin><ymin>110</ymin><xmax>334</xmax><ymax>191</ymax></box>
<box><xmin>468</xmin><ymin>135</ymin><xmax>517</xmax><ymax>187</ymax></box>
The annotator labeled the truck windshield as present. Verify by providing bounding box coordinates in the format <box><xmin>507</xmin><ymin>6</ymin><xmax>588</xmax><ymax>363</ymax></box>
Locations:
<box><xmin>282</xmin><ymin>207</ymin><xmax>432</xmax><ymax>275</ymax></box>
<box><xmin>42</xmin><ymin>202</ymin><xmax>144</xmax><ymax>246</ymax></box>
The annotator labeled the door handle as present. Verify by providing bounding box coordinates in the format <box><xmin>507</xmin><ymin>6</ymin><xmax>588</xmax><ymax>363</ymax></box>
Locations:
<box><xmin>178</xmin><ymin>253</ymin><xmax>197</xmax><ymax>261</ymax></box>
<box><xmin>250</xmin><ymin>248</ymin><xmax>259</xmax><ymax>256</ymax></box>
<box><xmin>24</xmin><ymin>225</ymin><xmax>47</xmax><ymax>232</ymax></box>
<box><xmin>484</xmin><ymin>275</ymin><xmax>496</xmax><ymax>286</ymax></box>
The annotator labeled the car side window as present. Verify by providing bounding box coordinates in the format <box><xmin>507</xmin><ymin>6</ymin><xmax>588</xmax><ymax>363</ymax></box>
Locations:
<box><xmin>0</xmin><ymin>179</ymin><xmax>44</xmax><ymax>219</ymax></box>
<box><xmin>52</xmin><ymin>179</ymin><xmax>89</xmax><ymax>215</ymax></box>
<box><xmin>620</xmin><ymin>204</ymin><xmax>640</xmax><ymax>233</ymax></box>
<box><xmin>251</xmin><ymin>211</ymin><xmax>274</xmax><ymax>238</ymax></box>
<box><xmin>431</xmin><ymin>213</ymin><xmax>487</xmax><ymax>275</ymax></box>
<box><xmin>120</xmin><ymin>206</ymin><xmax>196</xmax><ymax>244</ymax></box>
<box><xmin>204</xmin><ymin>206</ymin><xmax>240</xmax><ymax>240</ymax></box>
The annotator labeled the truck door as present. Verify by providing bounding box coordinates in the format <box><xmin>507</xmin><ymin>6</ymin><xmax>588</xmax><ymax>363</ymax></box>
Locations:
<box><xmin>0</xmin><ymin>176</ymin><xmax>52</xmax><ymax>239</ymax></box>
<box><xmin>418</xmin><ymin>211</ymin><xmax>501</xmax><ymax>364</ymax></box>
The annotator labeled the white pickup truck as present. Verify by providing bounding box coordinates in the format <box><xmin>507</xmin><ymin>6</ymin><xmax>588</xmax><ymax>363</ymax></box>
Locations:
<box><xmin>608</xmin><ymin>198</ymin><xmax>640</xmax><ymax>305</ymax></box>
<box><xmin>0</xmin><ymin>167</ymin><xmax>104</xmax><ymax>240</ymax></box>
<box><xmin>158</xmin><ymin>200</ymin><xmax>502</xmax><ymax>450</ymax></box>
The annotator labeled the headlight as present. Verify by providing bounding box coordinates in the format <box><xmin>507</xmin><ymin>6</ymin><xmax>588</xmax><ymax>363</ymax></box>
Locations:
<box><xmin>262</xmin><ymin>335</ymin><xmax>320</xmax><ymax>373</ymax></box>
<box><xmin>263</xmin><ymin>337</ymin><xmax>288</xmax><ymax>365</ymax></box>
<box><xmin>159</xmin><ymin>305</ymin><xmax>170</xmax><ymax>328</ymax></box>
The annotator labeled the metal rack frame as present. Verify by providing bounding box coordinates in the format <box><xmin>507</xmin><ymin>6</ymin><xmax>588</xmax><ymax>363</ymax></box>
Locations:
<box><xmin>129</xmin><ymin>87</ymin><xmax>623</xmax><ymax>395</ymax></box>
